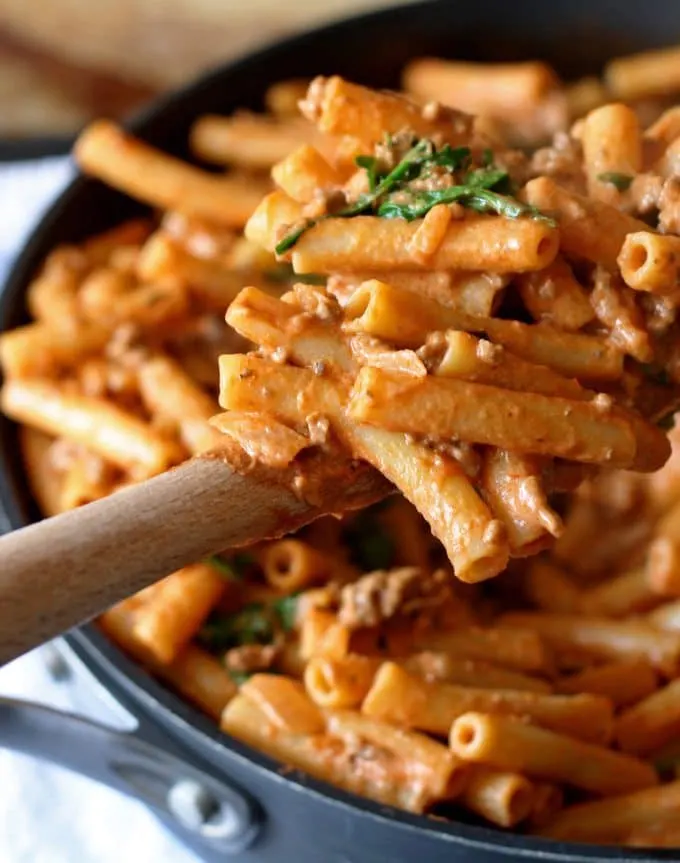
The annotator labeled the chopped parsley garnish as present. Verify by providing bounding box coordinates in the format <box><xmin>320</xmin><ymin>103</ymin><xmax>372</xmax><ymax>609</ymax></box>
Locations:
<box><xmin>200</xmin><ymin>603</ymin><xmax>275</xmax><ymax>650</ymax></box>
<box><xmin>274</xmin><ymin>137</ymin><xmax>555</xmax><ymax>255</ymax></box>
<box><xmin>343</xmin><ymin>506</ymin><xmax>396</xmax><ymax>571</ymax></box>
<box><xmin>272</xmin><ymin>593</ymin><xmax>300</xmax><ymax>632</ymax></box>
<box><xmin>199</xmin><ymin>593</ymin><xmax>300</xmax><ymax>651</ymax></box>
<box><xmin>597</xmin><ymin>172</ymin><xmax>633</xmax><ymax>192</ymax></box>
<box><xmin>205</xmin><ymin>552</ymin><xmax>254</xmax><ymax>581</ymax></box>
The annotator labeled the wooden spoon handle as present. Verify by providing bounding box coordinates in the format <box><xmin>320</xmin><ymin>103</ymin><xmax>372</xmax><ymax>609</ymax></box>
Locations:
<box><xmin>0</xmin><ymin>447</ymin><xmax>389</xmax><ymax>666</ymax></box>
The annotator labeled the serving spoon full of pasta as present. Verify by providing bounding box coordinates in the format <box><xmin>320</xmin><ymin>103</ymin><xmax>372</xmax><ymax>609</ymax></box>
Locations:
<box><xmin>0</xmin><ymin>76</ymin><xmax>678</xmax><ymax>668</ymax></box>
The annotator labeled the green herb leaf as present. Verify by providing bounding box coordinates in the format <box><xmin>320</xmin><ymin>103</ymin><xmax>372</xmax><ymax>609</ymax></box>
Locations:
<box><xmin>205</xmin><ymin>555</ymin><xmax>240</xmax><ymax>581</ymax></box>
<box><xmin>597</xmin><ymin>172</ymin><xmax>633</xmax><ymax>192</ymax></box>
<box><xmin>274</xmin><ymin>221</ymin><xmax>314</xmax><ymax>256</ymax></box>
<box><xmin>343</xmin><ymin>509</ymin><xmax>396</xmax><ymax>571</ymax></box>
<box><xmin>205</xmin><ymin>552</ymin><xmax>254</xmax><ymax>581</ymax></box>
<box><xmin>275</xmin><ymin>138</ymin><xmax>554</xmax><ymax>254</ymax></box>
<box><xmin>227</xmin><ymin>669</ymin><xmax>252</xmax><ymax>686</ymax></box>
<box><xmin>355</xmin><ymin>155</ymin><xmax>380</xmax><ymax>192</ymax></box>
<box><xmin>429</xmin><ymin>144</ymin><xmax>471</xmax><ymax>171</ymax></box>
<box><xmin>199</xmin><ymin>604</ymin><xmax>275</xmax><ymax>650</ymax></box>
<box><xmin>273</xmin><ymin>594</ymin><xmax>300</xmax><ymax>632</ymax></box>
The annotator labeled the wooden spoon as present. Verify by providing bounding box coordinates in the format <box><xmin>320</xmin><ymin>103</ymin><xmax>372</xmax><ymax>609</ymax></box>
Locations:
<box><xmin>0</xmin><ymin>442</ymin><xmax>390</xmax><ymax>666</ymax></box>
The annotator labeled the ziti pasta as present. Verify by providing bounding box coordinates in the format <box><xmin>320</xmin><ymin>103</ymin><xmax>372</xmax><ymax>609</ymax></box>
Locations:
<box><xmin>7</xmin><ymin>47</ymin><xmax>680</xmax><ymax>848</ymax></box>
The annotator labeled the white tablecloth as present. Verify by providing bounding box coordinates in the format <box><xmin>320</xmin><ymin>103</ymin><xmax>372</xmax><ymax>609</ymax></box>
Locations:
<box><xmin>0</xmin><ymin>157</ymin><xmax>197</xmax><ymax>863</ymax></box>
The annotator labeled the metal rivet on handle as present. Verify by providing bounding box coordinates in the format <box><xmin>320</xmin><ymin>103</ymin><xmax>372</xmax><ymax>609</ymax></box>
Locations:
<box><xmin>42</xmin><ymin>643</ymin><xmax>71</xmax><ymax>682</ymax></box>
<box><xmin>167</xmin><ymin>778</ymin><xmax>243</xmax><ymax>840</ymax></box>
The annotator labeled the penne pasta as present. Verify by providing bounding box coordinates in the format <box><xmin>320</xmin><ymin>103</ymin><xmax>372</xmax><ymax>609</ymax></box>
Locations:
<box><xmin>556</xmin><ymin>660</ymin><xmax>659</xmax><ymax>708</ymax></box>
<box><xmin>616</xmin><ymin>678</ymin><xmax>680</xmax><ymax>755</ymax></box>
<box><xmin>450</xmin><ymin>712</ymin><xmax>657</xmax><ymax>796</ymax></box>
<box><xmin>500</xmin><ymin>612</ymin><xmax>680</xmax><ymax>675</ymax></box>
<box><xmin>362</xmin><ymin>662</ymin><xmax>612</xmax><ymax>743</ymax></box>
<box><xmin>538</xmin><ymin>780</ymin><xmax>680</xmax><ymax>843</ymax></box>
<box><xmin>75</xmin><ymin>121</ymin><xmax>267</xmax><ymax>228</ymax></box>
<box><xmin>348</xmin><ymin>367</ymin><xmax>667</xmax><ymax>471</ymax></box>
<box><xmin>286</xmin><ymin>214</ymin><xmax>559</xmax><ymax>275</ymax></box>
<box><xmin>1</xmin><ymin>379</ymin><xmax>184</xmax><ymax>479</ymax></box>
<box><xmin>523</xmin><ymin>176</ymin><xmax>651</xmax><ymax>271</ymax></box>
<box><xmin>460</xmin><ymin>766</ymin><xmax>536</xmax><ymax>828</ymax></box>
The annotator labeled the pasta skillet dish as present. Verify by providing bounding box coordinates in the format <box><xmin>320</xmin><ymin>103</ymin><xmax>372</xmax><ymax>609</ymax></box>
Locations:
<box><xmin>6</xmin><ymin>46</ymin><xmax>680</xmax><ymax>847</ymax></box>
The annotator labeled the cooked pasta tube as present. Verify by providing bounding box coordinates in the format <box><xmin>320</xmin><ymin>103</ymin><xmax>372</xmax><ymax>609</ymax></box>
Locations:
<box><xmin>523</xmin><ymin>176</ymin><xmax>651</xmax><ymax>271</ymax></box>
<box><xmin>19</xmin><ymin>427</ymin><xmax>64</xmax><ymax>517</ymax></box>
<box><xmin>618</xmin><ymin>232</ymin><xmax>680</xmax><ymax>295</ymax></box>
<box><xmin>649</xmin><ymin>600</ymin><xmax>680</xmax><ymax>631</ymax></box>
<box><xmin>131</xmin><ymin>563</ymin><xmax>226</xmax><ymax>664</ymax></box>
<box><xmin>460</xmin><ymin>766</ymin><xmax>536</xmax><ymax>828</ymax></box>
<box><xmin>1</xmin><ymin>379</ymin><xmax>183</xmax><ymax>479</ymax></box>
<box><xmin>411</xmin><ymin>626</ymin><xmax>552</xmax><ymax>674</ymax></box>
<box><xmin>526</xmin><ymin>782</ymin><xmax>564</xmax><ymax>829</ymax></box>
<box><xmin>285</xmin><ymin>214</ymin><xmax>559</xmax><ymax>275</ymax></box>
<box><xmin>403</xmin><ymin>58</ymin><xmax>558</xmax><ymax>117</ymax></box>
<box><xmin>219</xmin><ymin>317</ymin><xmax>509</xmax><ymax>583</ymax></box>
<box><xmin>271</xmin><ymin>144</ymin><xmax>345</xmax><ymax>203</ymax></box>
<box><xmin>331</xmin><ymin>271</ymin><xmax>507</xmax><ymax>316</ymax></box>
<box><xmin>481</xmin><ymin>450</ymin><xmax>561</xmax><ymax>556</ymax></box>
<box><xmin>646</xmin><ymin>498</ymin><xmax>680</xmax><ymax>596</ymax></box>
<box><xmin>137</xmin><ymin>354</ymin><xmax>222</xmax><ymax>455</ymax></box>
<box><xmin>244</xmin><ymin>190</ymin><xmax>304</xmax><ymax>253</ymax></box>
<box><xmin>0</xmin><ymin>320</ymin><xmax>109</xmax><ymax>379</ymax></box>
<box><xmin>625</xmin><ymin>823</ymin><xmax>680</xmax><ymax>848</ymax></box>
<box><xmin>565</xmin><ymin>77</ymin><xmax>608</xmax><ymax>119</ymax></box>
<box><xmin>58</xmin><ymin>452</ymin><xmax>115</xmax><ymax>512</ymax></box>
<box><xmin>299</xmin><ymin>75</ymin><xmax>474</xmax><ymax>149</ymax></box>
<box><xmin>434</xmin><ymin>331</ymin><xmax>588</xmax><ymax>401</ymax></box>
<box><xmin>556</xmin><ymin>660</ymin><xmax>659</xmax><ymax>708</ymax></box>
<box><xmin>304</xmin><ymin>655</ymin><xmax>382</xmax><ymax>708</ymax></box>
<box><xmin>157</xmin><ymin>645</ymin><xmax>237</xmax><ymax>720</ymax></box>
<box><xmin>362</xmin><ymin>662</ymin><xmax>613</xmax><ymax>743</ymax></box>
<box><xmin>81</xmin><ymin>219</ymin><xmax>152</xmax><ymax>265</ymax></box>
<box><xmin>500</xmin><ymin>612</ymin><xmax>680</xmax><ymax>675</ymax></box>
<box><xmin>79</xmin><ymin>267</ymin><xmax>188</xmax><ymax>329</ymax></box>
<box><xmin>616</xmin><ymin>679</ymin><xmax>680</xmax><ymax>755</ymax></box>
<box><xmin>580</xmin><ymin>568</ymin><xmax>659</xmax><ymax>617</ymax></box>
<box><xmin>136</xmin><ymin>233</ymin><xmax>250</xmax><ymax>312</ymax></box>
<box><xmin>102</xmin><ymin>603</ymin><xmax>236</xmax><ymax>720</ymax></box>
<box><xmin>190</xmin><ymin>114</ymin><xmax>312</xmax><ymax>169</ymax></box>
<box><xmin>450</xmin><ymin>712</ymin><xmax>657</xmax><ymax>796</ymax></box>
<box><xmin>523</xmin><ymin>560</ymin><xmax>582</xmax><ymax>613</ymax></box>
<box><xmin>605</xmin><ymin>45</ymin><xmax>680</xmax><ymax>100</ymax></box>
<box><xmin>581</xmin><ymin>103</ymin><xmax>642</xmax><ymax>199</ymax></box>
<box><xmin>342</xmin><ymin>279</ymin><xmax>622</xmax><ymax>381</ymax></box>
<box><xmin>222</xmin><ymin>694</ymin><xmax>452</xmax><ymax>813</ymax></box>
<box><xmin>75</xmin><ymin>121</ymin><xmax>266</xmax><ymax>227</ymax></box>
<box><xmin>26</xmin><ymin>248</ymin><xmax>84</xmax><ymax>325</ymax></box>
<box><xmin>348</xmin><ymin>367</ymin><xmax>667</xmax><ymax>471</ymax></box>
<box><xmin>265</xmin><ymin>79</ymin><xmax>311</xmax><ymax>117</ymax></box>
<box><xmin>241</xmin><ymin>674</ymin><xmax>325</xmax><ymax>735</ymax></box>
<box><xmin>538</xmin><ymin>780</ymin><xmax>680</xmax><ymax>843</ymax></box>
<box><xmin>325</xmin><ymin>709</ymin><xmax>469</xmax><ymax>802</ymax></box>
<box><xmin>515</xmin><ymin>257</ymin><xmax>595</xmax><ymax>331</ymax></box>
<box><xmin>646</xmin><ymin>106</ymin><xmax>680</xmax><ymax>146</ymax></box>
<box><xmin>209</xmin><ymin>411</ymin><xmax>311</xmax><ymax>469</ymax></box>
<box><xmin>402</xmin><ymin>653</ymin><xmax>552</xmax><ymax>694</ymax></box>
<box><xmin>260</xmin><ymin>539</ymin><xmax>335</xmax><ymax>592</ymax></box>
<box><xmin>300</xmin><ymin>608</ymin><xmax>350</xmax><ymax>661</ymax></box>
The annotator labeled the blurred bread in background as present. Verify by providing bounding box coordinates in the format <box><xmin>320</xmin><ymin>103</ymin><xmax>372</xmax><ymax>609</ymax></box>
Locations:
<box><xmin>0</xmin><ymin>0</ymin><xmax>401</xmax><ymax>137</ymax></box>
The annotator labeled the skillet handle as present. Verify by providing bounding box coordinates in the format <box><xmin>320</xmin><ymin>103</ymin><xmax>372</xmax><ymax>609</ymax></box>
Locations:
<box><xmin>0</xmin><ymin>694</ymin><xmax>261</xmax><ymax>856</ymax></box>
